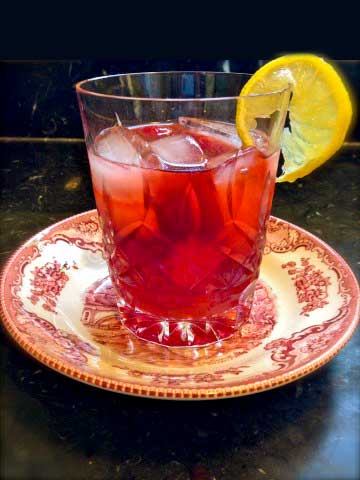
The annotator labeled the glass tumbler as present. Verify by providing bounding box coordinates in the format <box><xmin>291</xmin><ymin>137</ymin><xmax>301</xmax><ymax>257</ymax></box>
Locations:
<box><xmin>76</xmin><ymin>72</ymin><xmax>290</xmax><ymax>347</ymax></box>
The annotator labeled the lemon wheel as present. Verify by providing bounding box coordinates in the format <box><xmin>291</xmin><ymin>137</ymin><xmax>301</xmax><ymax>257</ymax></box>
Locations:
<box><xmin>236</xmin><ymin>54</ymin><xmax>353</xmax><ymax>182</ymax></box>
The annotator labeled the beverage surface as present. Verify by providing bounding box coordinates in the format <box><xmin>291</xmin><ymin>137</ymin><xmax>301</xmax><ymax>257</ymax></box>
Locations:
<box><xmin>88</xmin><ymin>120</ymin><xmax>278</xmax><ymax>345</ymax></box>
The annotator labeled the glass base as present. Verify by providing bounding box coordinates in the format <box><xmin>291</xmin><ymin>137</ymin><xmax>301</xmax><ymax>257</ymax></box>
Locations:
<box><xmin>117</xmin><ymin>303</ymin><xmax>252</xmax><ymax>347</ymax></box>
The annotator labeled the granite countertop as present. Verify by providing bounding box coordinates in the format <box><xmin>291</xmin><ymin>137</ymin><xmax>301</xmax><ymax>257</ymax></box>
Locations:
<box><xmin>0</xmin><ymin>141</ymin><xmax>359</xmax><ymax>480</ymax></box>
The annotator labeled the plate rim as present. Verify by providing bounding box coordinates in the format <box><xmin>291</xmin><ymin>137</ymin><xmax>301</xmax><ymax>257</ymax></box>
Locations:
<box><xmin>1</xmin><ymin>209</ymin><xmax>359</xmax><ymax>400</ymax></box>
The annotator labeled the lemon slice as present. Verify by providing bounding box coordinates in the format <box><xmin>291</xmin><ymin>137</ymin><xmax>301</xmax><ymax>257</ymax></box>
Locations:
<box><xmin>236</xmin><ymin>54</ymin><xmax>353</xmax><ymax>182</ymax></box>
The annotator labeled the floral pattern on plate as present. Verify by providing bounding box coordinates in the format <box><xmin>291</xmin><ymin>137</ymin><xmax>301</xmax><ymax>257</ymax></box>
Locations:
<box><xmin>1</xmin><ymin>211</ymin><xmax>359</xmax><ymax>399</ymax></box>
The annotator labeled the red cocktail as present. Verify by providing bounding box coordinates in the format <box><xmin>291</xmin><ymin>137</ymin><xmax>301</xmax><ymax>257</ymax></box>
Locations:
<box><xmin>89</xmin><ymin>120</ymin><xmax>278</xmax><ymax>346</ymax></box>
<box><xmin>77</xmin><ymin>72</ymin><xmax>289</xmax><ymax>347</ymax></box>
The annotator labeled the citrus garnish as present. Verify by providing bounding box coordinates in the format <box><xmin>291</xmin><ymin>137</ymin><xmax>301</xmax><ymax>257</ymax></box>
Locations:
<box><xmin>236</xmin><ymin>54</ymin><xmax>353</xmax><ymax>182</ymax></box>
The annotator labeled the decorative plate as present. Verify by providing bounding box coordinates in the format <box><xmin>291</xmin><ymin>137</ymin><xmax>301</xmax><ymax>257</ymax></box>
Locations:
<box><xmin>1</xmin><ymin>210</ymin><xmax>359</xmax><ymax>400</ymax></box>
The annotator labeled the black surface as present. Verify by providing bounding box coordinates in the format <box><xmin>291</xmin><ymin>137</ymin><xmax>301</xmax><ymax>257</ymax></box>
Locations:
<box><xmin>0</xmin><ymin>60</ymin><xmax>257</xmax><ymax>139</ymax></box>
<box><xmin>1</xmin><ymin>59</ymin><xmax>359</xmax><ymax>141</ymax></box>
<box><xmin>0</xmin><ymin>140</ymin><xmax>359</xmax><ymax>480</ymax></box>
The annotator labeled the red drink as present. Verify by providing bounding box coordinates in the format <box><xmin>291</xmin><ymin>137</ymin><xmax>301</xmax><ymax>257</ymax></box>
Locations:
<box><xmin>89</xmin><ymin>121</ymin><xmax>278</xmax><ymax>346</ymax></box>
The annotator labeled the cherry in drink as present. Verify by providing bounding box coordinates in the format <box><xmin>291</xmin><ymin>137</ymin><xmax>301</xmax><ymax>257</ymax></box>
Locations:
<box><xmin>88</xmin><ymin>118</ymin><xmax>278</xmax><ymax>346</ymax></box>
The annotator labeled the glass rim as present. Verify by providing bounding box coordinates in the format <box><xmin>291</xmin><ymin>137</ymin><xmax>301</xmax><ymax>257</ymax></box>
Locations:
<box><xmin>75</xmin><ymin>71</ymin><xmax>291</xmax><ymax>102</ymax></box>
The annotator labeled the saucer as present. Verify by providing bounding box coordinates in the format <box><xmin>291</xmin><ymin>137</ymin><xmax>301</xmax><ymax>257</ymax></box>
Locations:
<box><xmin>1</xmin><ymin>210</ymin><xmax>359</xmax><ymax>400</ymax></box>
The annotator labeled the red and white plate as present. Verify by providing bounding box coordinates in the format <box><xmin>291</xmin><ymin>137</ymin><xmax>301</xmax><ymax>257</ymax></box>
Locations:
<box><xmin>1</xmin><ymin>210</ymin><xmax>359</xmax><ymax>400</ymax></box>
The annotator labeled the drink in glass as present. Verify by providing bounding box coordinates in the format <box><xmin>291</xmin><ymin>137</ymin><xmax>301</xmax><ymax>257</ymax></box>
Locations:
<box><xmin>77</xmin><ymin>72</ymin><xmax>290</xmax><ymax>347</ymax></box>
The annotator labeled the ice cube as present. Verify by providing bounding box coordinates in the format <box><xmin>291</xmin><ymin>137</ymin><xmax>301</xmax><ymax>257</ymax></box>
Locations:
<box><xmin>126</xmin><ymin>130</ymin><xmax>150</xmax><ymax>155</ymax></box>
<box><xmin>206</xmin><ymin>150</ymin><xmax>238</xmax><ymax>169</ymax></box>
<box><xmin>178</xmin><ymin>117</ymin><xmax>242</xmax><ymax>148</ymax></box>
<box><xmin>140</xmin><ymin>152</ymin><xmax>163</xmax><ymax>170</ymax></box>
<box><xmin>151</xmin><ymin>134</ymin><xmax>207</xmax><ymax>170</ymax></box>
<box><xmin>94</xmin><ymin>126</ymin><xmax>147</xmax><ymax>166</ymax></box>
<box><xmin>250</xmin><ymin>129</ymin><xmax>271</xmax><ymax>155</ymax></box>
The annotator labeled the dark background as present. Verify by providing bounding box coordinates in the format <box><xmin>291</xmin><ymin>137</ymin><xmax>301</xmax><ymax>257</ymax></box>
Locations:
<box><xmin>0</xmin><ymin>59</ymin><xmax>359</xmax><ymax>141</ymax></box>
<box><xmin>0</xmin><ymin>59</ymin><xmax>359</xmax><ymax>480</ymax></box>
